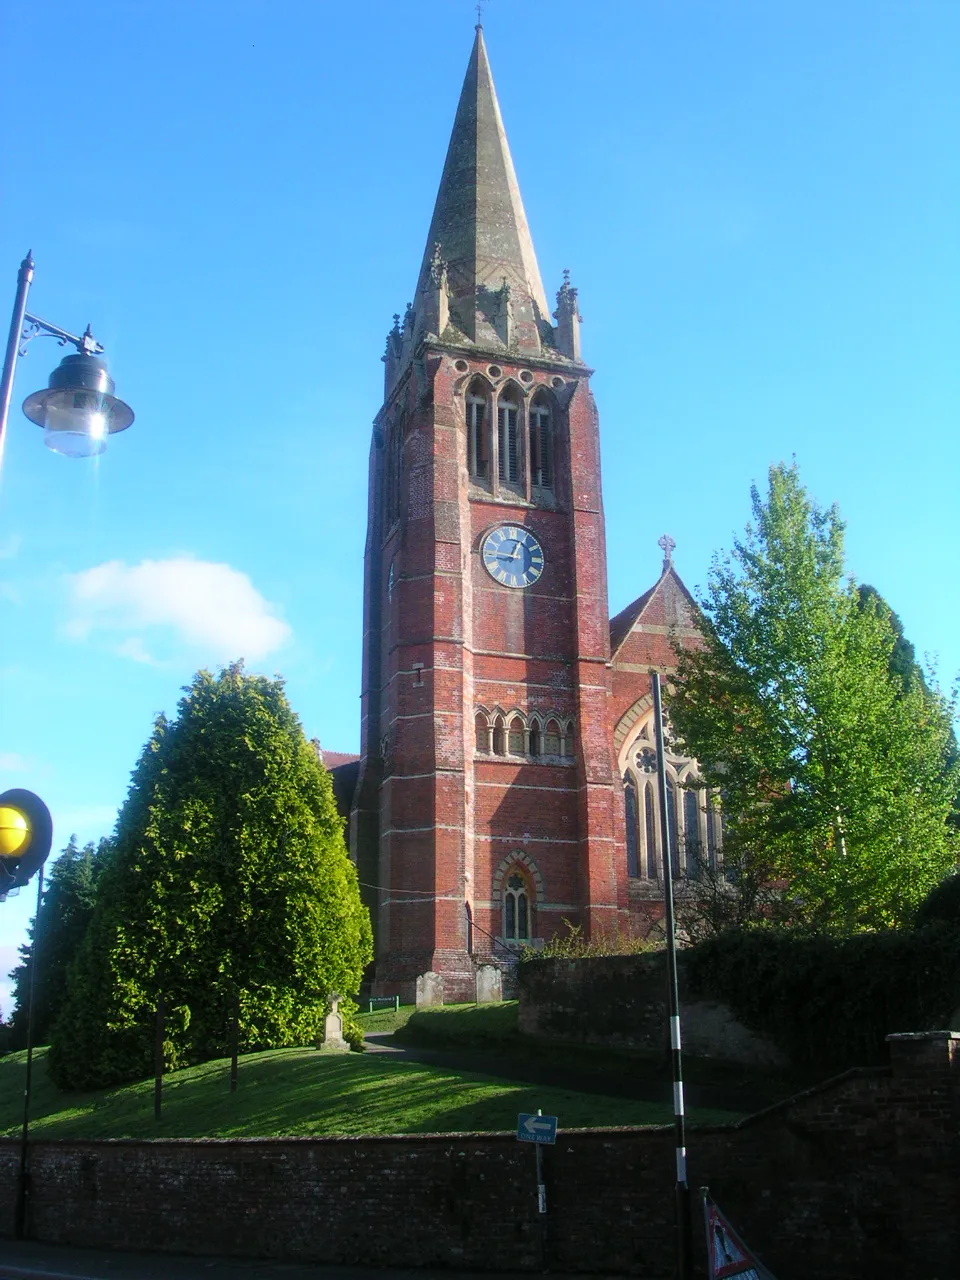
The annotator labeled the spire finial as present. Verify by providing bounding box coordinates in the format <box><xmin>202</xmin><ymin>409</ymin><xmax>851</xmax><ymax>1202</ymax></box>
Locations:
<box><xmin>658</xmin><ymin>533</ymin><xmax>676</xmax><ymax>570</ymax></box>
<box><xmin>476</xmin><ymin>1</ymin><xmax>484</xmax><ymax>29</ymax></box>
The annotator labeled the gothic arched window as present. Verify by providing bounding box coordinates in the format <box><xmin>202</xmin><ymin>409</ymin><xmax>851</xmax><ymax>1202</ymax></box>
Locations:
<box><xmin>529</xmin><ymin>720</ymin><xmax>541</xmax><ymax>757</ymax></box>
<box><xmin>508</xmin><ymin>715</ymin><xmax>525</xmax><ymax>755</ymax></box>
<box><xmin>683</xmin><ymin>788</ymin><xmax>701</xmax><ymax>875</ymax></box>
<box><xmin>504</xmin><ymin>870</ymin><xmax>531</xmax><ymax>941</ymax></box>
<box><xmin>624</xmin><ymin>776</ymin><xmax>640</xmax><ymax>878</ymax></box>
<box><xmin>529</xmin><ymin>394</ymin><xmax>553</xmax><ymax>490</ymax></box>
<box><xmin>543</xmin><ymin>719</ymin><xmax>561</xmax><ymax>756</ymax></box>
<box><xmin>492</xmin><ymin>715</ymin><xmax>506</xmax><ymax>756</ymax></box>
<box><xmin>498</xmin><ymin>394</ymin><xmax>520</xmax><ymax>486</ymax></box>
<box><xmin>466</xmin><ymin>380</ymin><xmax>490</xmax><ymax>483</ymax></box>
<box><xmin>619</xmin><ymin>709</ymin><xmax>722</xmax><ymax>881</ymax></box>
<box><xmin>475</xmin><ymin>712</ymin><xmax>489</xmax><ymax>754</ymax></box>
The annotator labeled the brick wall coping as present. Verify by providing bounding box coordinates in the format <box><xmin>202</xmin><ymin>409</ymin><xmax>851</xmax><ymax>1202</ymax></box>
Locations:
<box><xmin>886</xmin><ymin>1030</ymin><xmax>960</xmax><ymax>1041</ymax></box>
<box><xmin>724</xmin><ymin>1066</ymin><xmax>890</xmax><ymax>1130</ymax></box>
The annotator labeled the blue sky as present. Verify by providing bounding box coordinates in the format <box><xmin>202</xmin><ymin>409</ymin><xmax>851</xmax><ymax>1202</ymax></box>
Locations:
<box><xmin>1</xmin><ymin>0</ymin><xmax>957</xmax><ymax>1012</ymax></box>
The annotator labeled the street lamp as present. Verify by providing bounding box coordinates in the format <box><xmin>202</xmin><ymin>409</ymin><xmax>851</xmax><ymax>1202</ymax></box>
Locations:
<box><xmin>0</xmin><ymin>252</ymin><xmax>134</xmax><ymax>460</ymax></box>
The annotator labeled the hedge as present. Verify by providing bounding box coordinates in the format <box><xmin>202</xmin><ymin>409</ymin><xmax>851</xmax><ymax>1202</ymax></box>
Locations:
<box><xmin>682</xmin><ymin>923</ymin><xmax>960</xmax><ymax>1069</ymax></box>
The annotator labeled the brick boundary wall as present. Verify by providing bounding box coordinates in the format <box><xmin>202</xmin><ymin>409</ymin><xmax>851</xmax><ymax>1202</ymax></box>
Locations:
<box><xmin>1</xmin><ymin>1034</ymin><xmax>957</xmax><ymax>1278</ymax></box>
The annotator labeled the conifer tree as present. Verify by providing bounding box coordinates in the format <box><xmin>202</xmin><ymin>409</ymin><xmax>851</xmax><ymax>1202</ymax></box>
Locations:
<box><xmin>49</xmin><ymin>664</ymin><xmax>372</xmax><ymax>1088</ymax></box>
<box><xmin>8</xmin><ymin>835</ymin><xmax>107</xmax><ymax>1048</ymax></box>
<box><xmin>669</xmin><ymin>463</ymin><xmax>959</xmax><ymax>932</ymax></box>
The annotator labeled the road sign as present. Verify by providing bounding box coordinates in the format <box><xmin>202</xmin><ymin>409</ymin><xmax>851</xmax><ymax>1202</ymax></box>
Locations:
<box><xmin>517</xmin><ymin>1112</ymin><xmax>558</xmax><ymax>1144</ymax></box>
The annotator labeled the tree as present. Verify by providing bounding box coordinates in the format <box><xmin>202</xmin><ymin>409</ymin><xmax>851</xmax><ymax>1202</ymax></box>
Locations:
<box><xmin>7</xmin><ymin>835</ymin><xmax>108</xmax><ymax>1048</ymax></box>
<box><xmin>48</xmin><ymin>663</ymin><xmax>372</xmax><ymax>1089</ymax></box>
<box><xmin>669</xmin><ymin>462</ymin><xmax>959</xmax><ymax>933</ymax></box>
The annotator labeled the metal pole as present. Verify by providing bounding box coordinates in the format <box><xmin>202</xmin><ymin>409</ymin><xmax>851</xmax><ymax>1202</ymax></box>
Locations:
<box><xmin>0</xmin><ymin>253</ymin><xmax>34</xmax><ymax>459</ymax></box>
<box><xmin>154</xmin><ymin>992</ymin><xmax>164</xmax><ymax>1121</ymax></box>
<box><xmin>534</xmin><ymin>1108</ymin><xmax>547</xmax><ymax>1268</ymax></box>
<box><xmin>651</xmin><ymin>671</ymin><xmax>693</xmax><ymax>1280</ymax></box>
<box><xmin>230</xmin><ymin>986</ymin><xmax>239</xmax><ymax>1093</ymax></box>
<box><xmin>15</xmin><ymin>863</ymin><xmax>44</xmax><ymax>1240</ymax></box>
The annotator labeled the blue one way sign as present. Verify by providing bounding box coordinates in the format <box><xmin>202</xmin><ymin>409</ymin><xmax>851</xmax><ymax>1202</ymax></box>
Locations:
<box><xmin>517</xmin><ymin>1112</ymin><xmax>558</xmax><ymax>1144</ymax></box>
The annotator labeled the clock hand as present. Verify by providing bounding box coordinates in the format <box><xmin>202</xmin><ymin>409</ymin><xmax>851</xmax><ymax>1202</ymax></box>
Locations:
<box><xmin>510</xmin><ymin>543</ymin><xmax>522</xmax><ymax>560</ymax></box>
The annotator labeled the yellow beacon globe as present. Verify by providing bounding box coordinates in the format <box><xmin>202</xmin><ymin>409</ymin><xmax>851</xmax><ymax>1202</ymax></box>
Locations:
<box><xmin>0</xmin><ymin>805</ymin><xmax>31</xmax><ymax>858</ymax></box>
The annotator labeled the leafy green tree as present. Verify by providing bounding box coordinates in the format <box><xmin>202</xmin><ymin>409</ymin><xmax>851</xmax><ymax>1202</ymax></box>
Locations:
<box><xmin>49</xmin><ymin>663</ymin><xmax>372</xmax><ymax>1089</ymax></box>
<box><xmin>7</xmin><ymin>835</ymin><xmax>108</xmax><ymax>1048</ymax></box>
<box><xmin>669</xmin><ymin>463</ymin><xmax>959</xmax><ymax>932</ymax></box>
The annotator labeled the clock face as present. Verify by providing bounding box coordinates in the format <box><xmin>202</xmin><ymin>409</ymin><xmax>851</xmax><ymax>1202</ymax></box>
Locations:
<box><xmin>481</xmin><ymin>525</ymin><xmax>545</xmax><ymax>589</ymax></box>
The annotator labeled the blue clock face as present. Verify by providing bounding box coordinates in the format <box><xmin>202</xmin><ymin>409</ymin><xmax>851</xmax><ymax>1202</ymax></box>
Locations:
<box><xmin>481</xmin><ymin>525</ymin><xmax>545</xmax><ymax>589</ymax></box>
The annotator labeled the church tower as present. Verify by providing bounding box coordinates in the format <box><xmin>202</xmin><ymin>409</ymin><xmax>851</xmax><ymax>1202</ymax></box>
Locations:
<box><xmin>351</xmin><ymin>28</ymin><xmax>625</xmax><ymax>998</ymax></box>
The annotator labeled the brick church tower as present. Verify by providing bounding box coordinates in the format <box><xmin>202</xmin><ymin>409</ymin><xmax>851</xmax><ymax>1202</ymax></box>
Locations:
<box><xmin>350</xmin><ymin>27</ymin><xmax>628</xmax><ymax>999</ymax></box>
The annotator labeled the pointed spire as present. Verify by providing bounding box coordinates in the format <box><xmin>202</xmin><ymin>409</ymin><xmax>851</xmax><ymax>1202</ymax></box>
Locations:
<box><xmin>414</xmin><ymin>28</ymin><xmax>548</xmax><ymax>353</ymax></box>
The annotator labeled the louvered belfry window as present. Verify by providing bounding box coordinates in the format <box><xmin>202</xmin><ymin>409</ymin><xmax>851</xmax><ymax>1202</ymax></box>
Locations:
<box><xmin>498</xmin><ymin>398</ymin><xmax>519</xmax><ymax>484</ymax></box>
<box><xmin>530</xmin><ymin>397</ymin><xmax>552</xmax><ymax>489</ymax></box>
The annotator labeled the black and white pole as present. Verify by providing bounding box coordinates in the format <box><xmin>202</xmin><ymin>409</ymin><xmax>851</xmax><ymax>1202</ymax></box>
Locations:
<box><xmin>651</xmin><ymin>671</ymin><xmax>693</xmax><ymax>1280</ymax></box>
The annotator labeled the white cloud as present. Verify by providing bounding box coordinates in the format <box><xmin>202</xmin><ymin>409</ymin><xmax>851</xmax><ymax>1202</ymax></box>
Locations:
<box><xmin>0</xmin><ymin>752</ymin><xmax>30</xmax><ymax>773</ymax></box>
<box><xmin>66</xmin><ymin>557</ymin><xmax>291</xmax><ymax>662</ymax></box>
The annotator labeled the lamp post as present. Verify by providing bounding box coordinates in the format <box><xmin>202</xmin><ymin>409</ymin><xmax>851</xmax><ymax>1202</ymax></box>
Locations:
<box><xmin>0</xmin><ymin>252</ymin><xmax>134</xmax><ymax>460</ymax></box>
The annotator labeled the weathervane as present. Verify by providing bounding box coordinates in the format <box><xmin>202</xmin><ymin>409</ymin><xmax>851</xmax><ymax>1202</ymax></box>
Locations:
<box><xmin>658</xmin><ymin>533</ymin><xmax>676</xmax><ymax>569</ymax></box>
<box><xmin>476</xmin><ymin>0</ymin><xmax>485</xmax><ymax>29</ymax></box>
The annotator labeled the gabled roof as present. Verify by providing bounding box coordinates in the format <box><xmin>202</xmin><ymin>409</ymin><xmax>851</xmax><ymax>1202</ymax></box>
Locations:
<box><xmin>414</xmin><ymin>26</ymin><xmax>549</xmax><ymax>342</ymax></box>
<box><xmin>609</xmin><ymin>564</ymin><xmax>700</xmax><ymax>661</ymax></box>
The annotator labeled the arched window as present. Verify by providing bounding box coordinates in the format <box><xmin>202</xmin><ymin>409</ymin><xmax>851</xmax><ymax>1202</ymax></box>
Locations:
<box><xmin>508</xmin><ymin>715</ymin><xmax>525</xmax><ymax>755</ymax></box>
<box><xmin>619</xmin><ymin>709</ymin><xmax>722</xmax><ymax>881</ymax></box>
<box><xmin>529</xmin><ymin>394</ymin><xmax>553</xmax><ymax>489</ymax></box>
<box><xmin>683</xmin><ymin>788</ymin><xmax>701</xmax><ymax>875</ymax></box>
<box><xmin>475</xmin><ymin>712</ymin><xmax>489</xmax><ymax>754</ymax></box>
<box><xmin>644</xmin><ymin>782</ymin><xmax>658</xmax><ymax>878</ymax></box>
<box><xmin>543</xmin><ymin>719</ymin><xmax>561</xmax><ymax>756</ymax></box>
<box><xmin>665</xmin><ymin>776</ymin><xmax>679</xmax><ymax>878</ymax></box>
<box><xmin>498</xmin><ymin>394</ymin><xmax>520</xmax><ymax>486</ymax></box>
<box><xmin>528</xmin><ymin>720</ymin><xmax>541</xmax><ymax>757</ymax></box>
<box><xmin>384</xmin><ymin>420</ymin><xmax>403</xmax><ymax>525</ymax></box>
<box><xmin>624</xmin><ymin>776</ymin><xmax>640</xmax><ymax>878</ymax></box>
<box><xmin>504</xmin><ymin>870</ymin><xmax>531</xmax><ymax>941</ymax></box>
<box><xmin>492</xmin><ymin>715</ymin><xmax>506</xmax><ymax>756</ymax></box>
<box><xmin>466</xmin><ymin>380</ymin><xmax>490</xmax><ymax>482</ymax></box>
<box><xmin>561</xmin><ymin>720</ymin><xmax>575</xmax><ymax>759</ymax></box>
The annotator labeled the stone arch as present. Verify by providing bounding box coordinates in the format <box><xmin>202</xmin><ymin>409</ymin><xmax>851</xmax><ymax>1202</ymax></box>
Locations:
<box><xmin>613</xmin><ymin>692</ymin><xmax>654</xmax><ymax>761</ymax></box>
<box><xmin>491</xmin><ymin>849</ymin><xmax>545</xmax><ymax>904</ymax></box>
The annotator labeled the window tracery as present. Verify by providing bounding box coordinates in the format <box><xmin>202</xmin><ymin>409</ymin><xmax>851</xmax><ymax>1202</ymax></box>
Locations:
<box><xmin>620</xmin><ymin>711</ymin><xmax>722</xmax><ymax>880</ymax></box>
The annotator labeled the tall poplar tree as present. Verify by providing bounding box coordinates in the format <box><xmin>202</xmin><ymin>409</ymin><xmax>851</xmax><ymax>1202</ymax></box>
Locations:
<box><xmin>49</xmin><ymin>664</ymin><xmax>372</xmax><ymax>1089</ymax></box>
<box><xmin>669</xmin><ymin>463</ymin><xmax>958</xmax><ymax>932</ymax></box>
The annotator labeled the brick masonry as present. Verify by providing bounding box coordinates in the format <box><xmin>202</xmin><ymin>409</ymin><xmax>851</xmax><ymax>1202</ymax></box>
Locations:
<box><xmin>347</xmin><ymin>33</ymin><xmax>705</xmax><ymax>998</ymax></box>
<box><xmin>1</xmin><ymin>1033</ymin><xmax>957</xmax><ymax>1277</ymax></box>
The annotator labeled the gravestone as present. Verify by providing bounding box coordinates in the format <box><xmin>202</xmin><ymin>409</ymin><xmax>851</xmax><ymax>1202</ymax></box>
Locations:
<box><xmin>416</xmin><ymin>971</ymin><xmax>444</xmax><ymax>1007</ymax></box>
<box><xmin>475</xmin><ymin>963</ymin><xmax>502</xmax><ymax>1004</ymax></box>
<box><xmin>317</xmin><ymin>996</ymin><xmax>350</xmax><ymax>1053</ymax></box>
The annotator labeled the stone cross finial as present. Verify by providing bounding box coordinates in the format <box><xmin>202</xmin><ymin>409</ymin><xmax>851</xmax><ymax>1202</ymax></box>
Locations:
<box><xmin>658</xmin><ymin>533</ymin><xmax>676</xmax><ymax>569</ymax></box>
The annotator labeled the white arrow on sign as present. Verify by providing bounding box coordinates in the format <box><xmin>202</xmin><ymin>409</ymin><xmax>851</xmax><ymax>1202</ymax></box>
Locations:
<box><xmin>523</xmin><ymin>1115</ymin><xmax>554</xmax><ymax>1134</ymax></box>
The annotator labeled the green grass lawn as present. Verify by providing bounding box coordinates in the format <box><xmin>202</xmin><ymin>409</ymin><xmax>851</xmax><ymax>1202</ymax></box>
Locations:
<box><xmin>0</xmin><ymin>1046</ymin><xmax>739</xmax><ymax>1140</ymax></box>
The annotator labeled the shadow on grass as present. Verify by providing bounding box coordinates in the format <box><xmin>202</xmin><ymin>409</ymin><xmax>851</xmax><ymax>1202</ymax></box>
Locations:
<box><xmin>1</xmin><ymin>1047</ymin><xmax>740</xmax><ymax>1141</ymax></box>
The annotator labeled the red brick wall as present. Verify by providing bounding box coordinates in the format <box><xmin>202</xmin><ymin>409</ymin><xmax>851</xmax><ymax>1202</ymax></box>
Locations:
<box><xmin>3</xmin><ymin>1033</ymin><xmax>957</xmax><ymax>1277</ymax></box>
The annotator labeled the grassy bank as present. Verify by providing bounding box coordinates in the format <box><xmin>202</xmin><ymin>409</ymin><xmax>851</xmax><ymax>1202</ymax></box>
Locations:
<box><xmin>0</xmin><ymin>1047</ymin><xmax>740</xmax><ymax>1140</ymax></box>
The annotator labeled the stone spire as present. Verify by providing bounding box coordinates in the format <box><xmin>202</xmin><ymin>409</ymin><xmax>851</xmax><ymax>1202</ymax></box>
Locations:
<box><xmin>413</xmin><ymin>27</ymin><xmax>549</xmax><ymax>354</ymax></box>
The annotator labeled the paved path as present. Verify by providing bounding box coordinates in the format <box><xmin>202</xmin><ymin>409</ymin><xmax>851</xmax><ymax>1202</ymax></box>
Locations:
<box><xmin>362</xmin><ymin>1032</ymin><xmax>768</xmax><ymax>1115</ymax></box>
<box><xmin>0</xmin><ymin>1242</ymin><xmax>619</xmax><ymax>1280</ymax></box>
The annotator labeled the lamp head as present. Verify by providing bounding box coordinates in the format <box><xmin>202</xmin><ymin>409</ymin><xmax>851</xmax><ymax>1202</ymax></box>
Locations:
<box><xmin>22</xmin><ymin>351</ymin><xmax>134</xmax><ymax>458</ymax></box>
